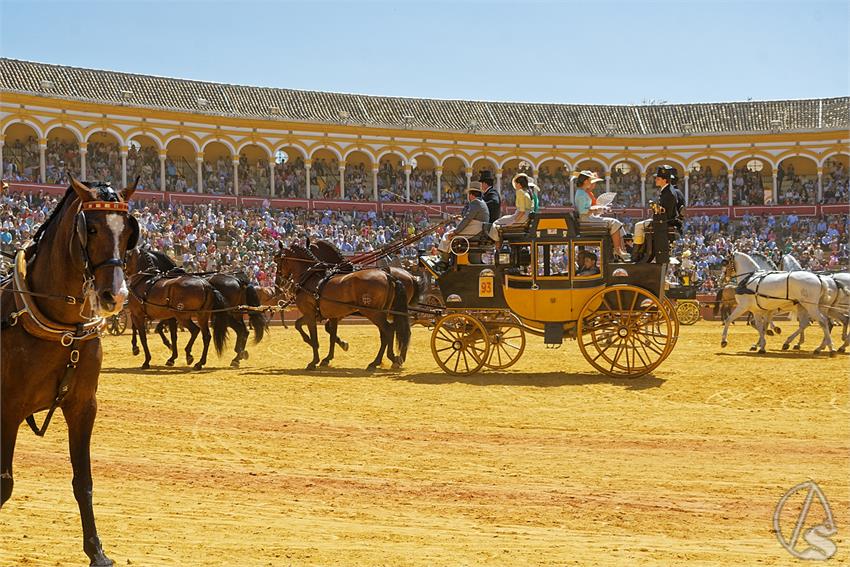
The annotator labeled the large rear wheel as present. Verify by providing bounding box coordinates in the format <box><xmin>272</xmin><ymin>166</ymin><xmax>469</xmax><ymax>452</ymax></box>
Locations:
<box><xmin>578</xmin><ymin>285</ymin><xmax>674</xmax><ymax>377</ymax></box>
<box><xmin>431</xmin><ymin>313</ymin><xmax>490</xmax><ymax>375</ymax></box>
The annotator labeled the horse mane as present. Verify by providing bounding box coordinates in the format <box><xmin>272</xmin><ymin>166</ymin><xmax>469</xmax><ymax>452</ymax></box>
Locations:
<box><xmin>287</xmin><ymin>243</ymin><xmax>317</xmax><ymax>261</ymax></box>
<box><xmin>782</xmin><ymin>254</ymin><xmax>803</xmax><ymax>271</ymax></box>
<box><xmin>147</xmin><ymin>249</ymin><xmax>178</xmax><ymax>271</ymax></box>
<box><xmin>749</xmin><ymin>251</ymin><xmax>777</xmax><ymax>271</ymax></box>
<box><xmin>310</xmin><ymin>240</ymin><xmax>346</xmax><ymax>264</ymax></box>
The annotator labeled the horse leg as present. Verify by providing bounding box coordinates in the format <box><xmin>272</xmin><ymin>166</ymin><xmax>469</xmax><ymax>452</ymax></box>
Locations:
<box><xmin>63</xmin><ymin>399</ymin><xmax>113</xmax><ymax>566</ymax></box>
<box><xmin>809</xmin><ymin>307</ymin><xmax>835</xmax><ymax>355</ymax></box>
<box><xmin>320</xmin><ymin>319</ymin><xmax>339</xmax><ymax>367</ymax></box>
<box><xmin>1</xmin><ymin>415</ymin><xmax>20</xmax><ymax>507</ymax></box>
<box><xmin>131</xmin><ymin>323</ymin><xmax>139</xmax><ymax>356</ymax></box>
<box><xmin>783</xmin><ymin>308</ymin><xmax>807</xmax><ymax>350</ymax></box>
<box><xmin>754</xmin><ymin>315</ymin><xmax>767</xmax><ymax>354</ymax></box>
<box><xmin>306</xmin><ymin>318</ymin><xmax>321</xmax><ymax>370</ymax></box>
<box><xmin>157</xmin><ymin>320</ymin><xmax>171</xmax><ymax>349</ymax></box>
<box><xmin>325</xmin><ymin>321</ymin><xmax>348</xmax><ymax>352</ymax></box>
<box><xmin>166</xmin><ymin>319</ymin><xmax>179</xmax><ymax>365</ymax></box>
<box><xmin>132</xmin><ymin>314</ymin><xmax>152</xmax><ymax>369</ymax></box>
<box><xmin>195</xmin><ymin>315</ymin><xmax>212</xmax><ymax>370</ymax></box>
<box><xmin>231</xmin><ymin>316</ymin><xmax>248</xmax><ymax>368</ymax></box>
<box><xmin>721</xmin><ymin>303</ymin><xmax>749</xmax><ymax>348</ymax></box>
<box><xmin>184</xmin><ymin>320</ymin><xmax>200</xmax><ymax>366</ymax></box>
<box><xmin>367</xmin><ymin>318</ymin><xmax>390</xmax><ymax>370</ymax></box>
<box><xmin>295</xmin><ymin>316</ymin><xmax>311</xmax><ymax>345</ymax></box>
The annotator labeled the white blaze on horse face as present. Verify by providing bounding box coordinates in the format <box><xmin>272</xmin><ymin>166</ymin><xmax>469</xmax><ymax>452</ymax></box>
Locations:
<box><xmin>105</xmin><ymin>213</ymin><xmax>129</xmax><ymax>308</ymax></box>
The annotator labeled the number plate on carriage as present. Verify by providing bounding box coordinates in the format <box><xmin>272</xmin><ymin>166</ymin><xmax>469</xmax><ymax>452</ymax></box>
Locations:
<box><xmin>478</xmin><ymin>269</ymin><xmax>495</xmax><ymax>298</ymax></box>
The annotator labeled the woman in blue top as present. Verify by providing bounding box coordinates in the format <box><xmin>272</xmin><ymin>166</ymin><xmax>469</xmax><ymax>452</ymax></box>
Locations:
<box><xmin>574</xmin><ymin>170</ymin><xmax>629</xmax><ymax>260</ymax></box>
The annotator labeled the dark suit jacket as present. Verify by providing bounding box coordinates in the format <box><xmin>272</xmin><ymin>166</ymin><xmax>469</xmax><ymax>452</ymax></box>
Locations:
<box><xmin>482</xmin><ymin>187</ymin><xmax>501</xmax><ymax>222</ymax></box>
<box><xmin>659</xmin><ymin>183</ymin><xmax>685</xmax><ymax>231</ymax></box>
<box><xmin>455</xmin><ymin>197</ymin><xmax>489</xmax><ymax>233</ymax></box>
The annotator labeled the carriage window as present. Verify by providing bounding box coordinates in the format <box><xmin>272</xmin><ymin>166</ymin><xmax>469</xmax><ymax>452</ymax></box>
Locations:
<box><xmin>574</xmin><ymin>243</ymin><xmax>603</xmax><ymax>278</ymax></box>
<box><xmin>513</xmin><ymin>244</ymin><xmax>532</xmax><ymax>276</ymax></box>
<box><xmin>537</xmin><ymin>244</ymin><xmax>570</xmax><ymax>277</ymax></box>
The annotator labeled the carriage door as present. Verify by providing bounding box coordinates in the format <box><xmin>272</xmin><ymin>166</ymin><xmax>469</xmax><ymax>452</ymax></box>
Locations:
<box><xmin>531</xmin><ymin>242</ymin><xmax>572</xmax><ymax>322</ymax></box>
<box><xmin>571</xmin><ymin>241</ymin><xmax>604</xmax><ymax>318</ymax></box>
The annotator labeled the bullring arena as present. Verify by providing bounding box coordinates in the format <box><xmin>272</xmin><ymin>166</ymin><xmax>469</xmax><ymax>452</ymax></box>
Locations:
<box><xmin>1</xmin><ymin>56</ymin><xmax>849</xmax><ymax>566</ymax></box>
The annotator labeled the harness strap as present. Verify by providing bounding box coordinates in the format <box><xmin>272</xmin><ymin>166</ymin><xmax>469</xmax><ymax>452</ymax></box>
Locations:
<box><xmin>25</xmin><ymin>324</ymin><xmax>83</xmax><ymax>437</ymax></box>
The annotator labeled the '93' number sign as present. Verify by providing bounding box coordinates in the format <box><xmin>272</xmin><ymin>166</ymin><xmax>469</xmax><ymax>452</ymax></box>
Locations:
<box><xmin>478</xmin><ymin>272</ymin><xmax>494</xmax><ymax>298</ymax></box>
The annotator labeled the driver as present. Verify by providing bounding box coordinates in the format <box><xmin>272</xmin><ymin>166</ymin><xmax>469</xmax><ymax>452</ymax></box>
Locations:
<box><xmin>435</xmin><ymin>182</ymin><xmax>489</xmax><ymax>267</ymax></box>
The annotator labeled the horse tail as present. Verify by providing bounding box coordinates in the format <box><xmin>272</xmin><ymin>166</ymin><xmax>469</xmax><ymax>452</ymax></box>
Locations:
<box><xmin>408</xmin><ymin>274</ymin><xmax>423</xmax><ymax>307</ymax></box>
<box><xmin>245</xmin><ymin>284</ymin><xmax>269</xmax><ymax>344</ymax></box>
<box><xmin>390</xmin><ymin>277</ymin><xmax>411</xmax><ymax>363</ymax></box>
<box><xmin>211</xmin><ymin>288</ymin><xmax>230</xmax><ymax>356</ymax></box>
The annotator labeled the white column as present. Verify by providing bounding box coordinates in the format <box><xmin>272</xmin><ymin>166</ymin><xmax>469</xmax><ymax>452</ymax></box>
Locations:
<box><xmin>771</xmin><ymin>170</ymin><xmax>778</xmax><ymax>205</ymax></box>
<box><xmin>496</xmin><ymin>169</ymin><xmax>503</xmax><ymax>194</ymax></box>
<box><xmin>372</xmin><ymin>165</ymin><xmax>379</xmax><ymax>200</ymax></box>
<box><xmin>39</xmin><ymin>138</ymin><xmax>47</xmax><ymax>183</ymax></box>
<box><xmin>232</xmin><ymin>158</ymin><xmax>240</xmax><ymax>196</ymax></box>
<box><xmin>640</xmin><ymin>173</ymin><xmax>647</xmax><ymax>207</ymax></box>
<box><xmin>569</xmin><ymin>176</ymin><xmax>575</xmax><ymax>204</ymax></box>
<box><xmin>120</xmin><ymin>146</ymin><xmax>128</xmax><ymax>187</ymax></box>
<box><xmin>159</xmin><ymin>151</ymin><xmax>167</xmax><ymax>192</ymax></box>
<box><xmin>338</xmin><ymin>165</ymin><xmax>346</xmax><ymax>199</ymax></box>
<box><xmin>0</xmin><ymin>139</ymin><xmax>4</xmax><ymax>181</ymax></box>
<box><xmin>79</xmin><ymin>143</ymin><xmax>88</xmax><ymax>180</ymax></box>
<box><xmin>196</xmin><ymin>154</ymin><xmax>204</xmax><ymax>194</ymax></box>
<box><xmin>684</xmin><ymin>174</ymin><xmax>689</xmax><ymax>204</ymax></box>
<box><xmin>605</xmin><ymin>171</ymin><xmax>611</xmax><ymax>192</ymax></box>
<box><xmin>269</xmin><ymin>162</ymin><xmax>276</xmax><ymax>197</ymax></box>
<box><xmin>465</xmin><ymin>167</ymin><xmax>473</xmax><ymax>189</ymax></box>
<box><xmin>436</xmin><ymin>168</ymin><xmax>442</xmax><ymax>204</ymax></box>
<box><xmin>727</xmin><ymin>173</ymin><xmax>734</xmax><ymax>206</ymax></box>
<box><xmin>817</xmin><ymin>168</ymin><xmax>823</xmax><ymax>203</ymax></box>
<box><xmin>304</xmin><ymin>162</ymin><xmax>312</xmax><ymax>199</ymax></box>
<box><xmin>404</xmin><ymin>165</ymin><xmax>411</xmax><ymax>201</ymax></box>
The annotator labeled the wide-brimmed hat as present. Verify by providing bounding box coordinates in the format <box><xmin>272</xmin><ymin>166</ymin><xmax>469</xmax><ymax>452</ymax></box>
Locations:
<box><xmin>467</xmin><ymin>181</ymin><xmax>483</xmax><ymax>194</ymax></box>
<box><xmin>477</xmin><ymin>170</ymin><xmax>495</xmax><ymax>186</ymax></box>
<box><xmin>575</xmin><ymin>170</ymin><xmax>605</xmax><ymax>184</ymax></box>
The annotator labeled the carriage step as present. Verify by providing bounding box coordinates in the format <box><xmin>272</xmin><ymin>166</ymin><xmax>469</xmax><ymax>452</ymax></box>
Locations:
<box><xmin>544</xmin><ymin>323</ymin><xmax>564</xmax><ymax>346</ymax></box>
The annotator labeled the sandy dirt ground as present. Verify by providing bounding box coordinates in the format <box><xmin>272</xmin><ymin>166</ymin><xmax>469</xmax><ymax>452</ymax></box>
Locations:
<box><xmin>2</xmin><ymin>320</ymin><xmax>848</xmax><ymax>566</ymax></box>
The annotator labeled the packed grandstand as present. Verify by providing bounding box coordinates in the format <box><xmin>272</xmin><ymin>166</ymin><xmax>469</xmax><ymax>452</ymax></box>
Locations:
<box><xmin>1</xmin><ymin>58</ymin><xmax>847</xmax><ymax>292</ymax></box>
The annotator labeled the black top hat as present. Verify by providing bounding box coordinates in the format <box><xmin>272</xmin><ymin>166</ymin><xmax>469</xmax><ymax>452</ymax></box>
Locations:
<box><xmin>477</xmin><ymin>170</ymin><xmax>495</xmax><ymax>186</ymax></box>
<box><xmin>653</xmin><ymin>165</ymin><xmax>678</xmax><ymax>181</ymax></box>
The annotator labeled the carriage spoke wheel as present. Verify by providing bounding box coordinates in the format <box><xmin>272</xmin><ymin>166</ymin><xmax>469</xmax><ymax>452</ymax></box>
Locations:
<box><xmin>484</xmin><ymin>317</ymin><xmax>526</xmax><ymax>370</ymax></box>
<box><xmin>431</xmin><ymin>313</ymin><xmax>490</xmax><ymax>375</ymax></box>
<box><xmin>663</xmin><ymin>298</ymin><xmax>680</xmax><ymax>350</ymax></box>
<box><xmin>107</xmin><ymin>309</ymin><xmax>129</xmax><ymax>336</ymax></box>
<box><xmin>578</xmin><ymin>285</ymin><xmax>674</xmax><ymax>378</ymax></box>
<box><xmin>676</xmin><ymin>300</ymin><xmax>701</xmax><ymax>326</ymax></box>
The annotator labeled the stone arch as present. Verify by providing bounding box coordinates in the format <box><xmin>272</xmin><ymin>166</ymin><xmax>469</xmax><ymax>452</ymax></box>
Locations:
<box><xmin>84</xmin><ymin>127</ymin><xmax>126</xmax><ymax>147</ymax></box>
<box><xmin>533</xmin><ymin>155</ymin><xmax>571</xmax><ymax>171</ymax></box>
<box><xmin>440</xmin><ymin>152</ymin><xmax>471</xmax><ymax>169</ymax></box>
<box><xmin>608</xmin><ymin>159</ymin><xmax>643</xmax><ymax>208</ymax></box>
<box><xmin>409</xmin><ymin>153</ymin><xmax>438</xmax><ymax>203</ymax></box>
<box><xmin>344</xmin><ymin>146</ymin><xmax>377</xmax><ymax>165</ymax></box>
<box><xmin>202</xmin><ymin>141</ymin><xmax>234</xmax><ymax>195</ymax></box>
<box><xmin>686</xmin><ymin>153</ymin><xmax>733</xmax><ymax>171</ymax></box>
<box><xmin>644</xmin><ymin>158</ymin><xmax>689</xmax><ymax>204</ymax></box>
<box><xmin>2</xmin><ymin>117</ymin><xmax>44</xmax><ymax>138</ymax></box>
<box><xmin>308</xmin><ymin>143</ymin><xmax>343</xmax><ymax>163</ymax></box>
<box><xmin>687</xmin><ymin>157</ymin><xmax>729</xmax><ymax>206</ymax></box>
<box><xmin>344</xmin><ymin>149</ymin><xmax>374</xmax><ymax>201</ymax></box>
<box><xmin>86</xmin><ymin>131</ymin><xmax>123</xmax><ymax>184</ymax></box>
<box><xmin>124</xmin><ymin>128</ymin><xmax>165</xmax><ymax>150</ymax></box>
<box><xmin>236</xmin><ymin>139</ymin><xmax>273</xmax><ymax>157</ymax></box>
<box><xmin>165</xmin><ymin>138</ymin><xmax>198</xmax><ymax>193</ymax></box>
<box><xmin>440</xmin><ymin>156</ymin><xmax>468</xmax><ymax>205</ymax></box>
<box><xmin>731</xmin><ymin>156</ymin><xmax>774</xmax><ymax>206</ymax></box>
<box><xmin>238</xmin><ymin>143</ymin><xmax>271</xmax><ymax>196</ymax></box>
<box><xmin>44</xmin><ymin>121</ymin><xmax>83</xmax><ymax>143</ymax></box>
<box><xmin>776</xmin><ymin>155</ymin><xmax>818</xmax><ymax>204</ymax></box>
<box><xmin>377</xmin><ymin>151</ymin><xmax>405</xmax><ymax>202</ymax></box>
<box><xmin>310</xmin><ymin>148</ymin><xmax>341</xmax><ymax>199</ymax></box>
<box><xmin>820</xmin><ymin>153</ymin><xmax>849</xmax><ymax>204</ymax></box>
<box><xmin>471</xmin><ymin>155</ymin><xmax>498</xmax><ymax>183</ymax></box>
<box><xmin>272</xmin><ymin>142</ymin><xmax>308</xmax><ymax>162</ymax></box>
<box><xmin>2</xmin><ymin>122</ymin><xmax>41</xmax><ymax>182</ymax></box>
<box><xmin>127</xmin><ymin>134</ymin><xmax>161</xmax><ymax>191</ymax></box>
<box><xmin>534</xmin><ymin>158</ymin><xmax>571</xmax><ymax>207</ymax></box>
<box><xmin>574</xmin><ymin>158</ymin><xmax>605</xmax><ymax>175</ymax></box>
<box><xmin>44</xmin><ymin>126</ymin><xmax>81</xmax><ymax>184</ymax></box>
<box><xmin>272</xmin><ymin>144</ymin><xmax>307</xmax><ymax>198</ymax></box>
<box><xmin>376</xmin><ymin>147</ymin><xmax>409</xmax><ymax>164</ymax></box>
<box><xmin>500</xmin><ymin>157</ymin><xmax>535</xmax><ymax>205</ymax></box>
<box><xmin>201</xmin><ymin>137</ymin><xmax>237</xmax><ymax>156</ymax></box>
<box><xmin>818</xmin><ymin>149</ymin><xmax>850</xmax><ymax>167</ymax></box>
<box><xmin>162</xmin><ymin>133</ymin><xmax>200</xmax><ymax>153</ymax></box>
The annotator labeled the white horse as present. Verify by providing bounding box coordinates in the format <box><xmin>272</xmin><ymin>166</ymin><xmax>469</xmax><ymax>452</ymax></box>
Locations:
<box><xmin>721</xmin><ymin>251</ymin><xmax>836</xmax><ymax>354</ymax></box>
<box><xmin>780</xmin><ymin>254</ymin><xmax>850</xmax><ymax>353</ymax></box>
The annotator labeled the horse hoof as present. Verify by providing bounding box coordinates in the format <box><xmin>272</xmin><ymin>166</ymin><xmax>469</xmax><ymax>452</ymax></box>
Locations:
<box><xmin>230</xmin><ymin>360</ymin><xmax>240</xmax><ymax>368</ymax></box>
<box><xmin>132</xmin><ymin>347</ymin><xmax>140</xmax><ymax>356</ymax></box>
<box><xmin>814</xmin><ymin>348</ymin><xmax>822</xmax><ymax>355</ymax></box>
<box><xmin>766</xmin><ymin>329</ymin><xmax>774</xmax><ymax>337</ymax></box>
<box><xmin>340</xmin><ymin>341</ymin><xmax>349</xmax><ymax>352</ymax></box>
<box><xmin>193</xmin><ymin>362</ymin><xmax>205</xmax><ymax>370</ymax></box>
<box><xmin>366</xmin><ymin>363</ymin><xmax>379</xmax><ymax>371</ymax></box>
<box><xmin>749</xmin><ymin>345</ymin><xmax>757</xmax><ymax>352</ymax></box>
<box><xmin>165</xmin><ymin>359</ymin><xmax>175</xmax><ymax>367</ymax></box>
<box><xmin>391</xmin><ymin>361</ymin><xmax>402</xmax><ymax>370</ymax></box>
<box><xmin>792</xmin><ymin>344</ymin><xmax>801</xmax><ymax>351</ymax></box>
<box><xmin>839</xmin><ymin>347</ymin><xmax>847</xmax><ymax>354</ymax></box>
<box><xmin>306</xmin><ymin>363</ymin><xmax>317</xmax><ymax>371</ymax></box>
<box><xmin>781</xmin><ymin>344</ymin><xmax>789</xmax><ymax>351</ymax></box>
<box><xmin>720</xmin><ymin>341</ymin><xmax>727</xmax><ymax>348</ymax></box>
<box><xmin>141</xmin><ymin>362</ymin><xmax>150</xmax><ymax>370</ymax></box>
<box><xmin>758</xmin><ymin>348</ymin><xmax>766</xmax><ymax>354</ymax></box>
<box><xmin>186</xmin><ymin>356</ymin><xmax>195</xmax><ymax>366</ymax></box>
<box><xmin>241</xmin><ymin>351</ymin><xmax>249</xmax><ymax>360</ymax></box>
<box><xmin>319</xmin><ymin>359</ymin><xmax>330</xmax><ymax>367</ymax></box>
<box><xmin>89</xmin><ymin>555</ymin><xmax>114</xmax><ymax>567</ymax></box>
<box><xmin>829</xmin><ymin>351</ymin><xmax>836</xmax><ymax>358</ymax></box>
<box><xmin>774</xmin><ymin>327</ymin><xmax>782</xmax><ymax>335</ymax></box>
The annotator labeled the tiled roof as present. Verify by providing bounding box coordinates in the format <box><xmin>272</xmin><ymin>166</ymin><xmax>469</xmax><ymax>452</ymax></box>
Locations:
<box><xmin>2</xmin><ymin>58</ymin><xmax>847</xmax><ymax>136</ymax></box>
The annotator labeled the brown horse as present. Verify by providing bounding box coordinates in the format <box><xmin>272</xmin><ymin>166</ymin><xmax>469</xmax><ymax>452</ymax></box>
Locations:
<box><xmin>125</xmin><ymin>248</ymin><xmax>228</xmax><ymax>369</ymax></box>
<box><xmin>273</xmin><ymin>244</ymin><xmax>412</xmax><ymax>370</ymax></box>
<box><xmin>1</xmin><ymin>176</ymin><xmax>139</xmax><ymax>566</ymax></box>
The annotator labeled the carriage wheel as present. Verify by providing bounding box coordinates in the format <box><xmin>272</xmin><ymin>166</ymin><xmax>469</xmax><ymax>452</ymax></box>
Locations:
<box><xmin>107</xmin><ymin>309</ymin><xmax>129</xmax><ymax>336</ymax></box>
<box><xmin>484</xmin><ymin>316</ymin><xmax>526</xmax><ymax>370</ymax></box>
<box><xmin>663</xmin><ymin>298</ymin><xmax>680</xmax><ymax>350</ymax></box>
<box><xmin>676</xmin><ymin>300</ymin><xmax>701</xmax><ymax>326</ymax></box>
<box><xmin>431</xmin><ymin>313</ymin><xmax>490</xmax><ymax>375</ymax></box>
<box><xmin>577</xmin><ymin>285</ymin><xmax>674</xmax><ymax>378</ymax></box>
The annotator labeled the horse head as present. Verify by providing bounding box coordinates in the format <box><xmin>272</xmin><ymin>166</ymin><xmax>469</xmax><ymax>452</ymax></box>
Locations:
<box><xmin>64</xmin><ymin>175</ymin><xmax>139</xmax><ymax>316</ymax></box>
<box><xmin>782</xmin><ymin>254</ymin><xmax>803</xmax><ymax>271</ymax></box>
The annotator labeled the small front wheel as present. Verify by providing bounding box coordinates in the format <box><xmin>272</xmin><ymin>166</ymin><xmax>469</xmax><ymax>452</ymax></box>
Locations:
<box><xmin>431</xmin><ymin>313</ymin><xmax>490</xmax><ymax>375</ymax></box>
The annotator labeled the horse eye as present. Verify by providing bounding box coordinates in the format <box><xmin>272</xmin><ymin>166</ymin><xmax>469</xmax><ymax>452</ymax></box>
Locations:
<box><xmin>88</xmin><ymin>227</ymin><xmax>97</xmax><ymax>234</ymax></box>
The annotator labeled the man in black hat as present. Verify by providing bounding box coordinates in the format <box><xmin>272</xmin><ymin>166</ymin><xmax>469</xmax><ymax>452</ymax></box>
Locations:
<box><xmin>633</xmin><ymin>165</ymin><xmax>686</xmax><ymax>261</ymax></box>
<box><xmin>478</xmin><ymin>170</ymin><xmax>500</xmax><ymax>222</ymax></box>
<box><xmin>434</xmin><ymin>182</ymin><xmax>490</xmax><ymax>268</ymax></box>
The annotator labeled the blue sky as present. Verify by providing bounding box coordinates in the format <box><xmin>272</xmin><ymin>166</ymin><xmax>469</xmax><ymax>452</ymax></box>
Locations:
<box><xmin>1</xmin><ymin>0</ymin><xmax>847</xmax><ymax>104</ymax></box>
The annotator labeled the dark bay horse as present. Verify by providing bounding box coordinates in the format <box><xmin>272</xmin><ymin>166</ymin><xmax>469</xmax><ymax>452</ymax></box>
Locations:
<box><xmin>130</xmin><ymin>249</ymin><xmax>269</xmax><ymax>367</ymax></box>
<box><xmin>274</xmin><ymin>244</ymin><xmax>411</xmax><ymax>370</ymax></box>
<box><xmin>125</xmin><ymin>248</ymin><xmax>228</xmax><ymax>369</ymax></box>
<box><xmin>1</xmin><ymin>176</ymin><xmax>140</xmax><ymax>566</ymax></box>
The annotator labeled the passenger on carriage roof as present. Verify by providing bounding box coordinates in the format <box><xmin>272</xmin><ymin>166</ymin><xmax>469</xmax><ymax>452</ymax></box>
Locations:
<box><xmin>434</xmin><ymin>182</ymin><xmax>489</xmax><ymax>267</ymax></box>
<box><xmin>488</xmin><ymin>173</ymin><xmax>537</xmax><ymax>240</ymax></box>
<box><xmin>574</xmin><ymin>170</ymin><xmax>629</xmax><ymax>260</ymax></box>
<box><xmin>478</xmin><ymin>170</ymin><xmax>500</xmax><ymax>222</ymax></box>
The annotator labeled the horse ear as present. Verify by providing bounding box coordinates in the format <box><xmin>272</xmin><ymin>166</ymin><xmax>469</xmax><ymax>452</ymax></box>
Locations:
<box><xmin>121</xmin><ymin>176</ymin><xmax>140</xmax><ymax>201</ymax></box>
<box><xmin>69</xmin><ymin>173</ymin><xmax>95</xmax><ymax>202</ymax></box>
